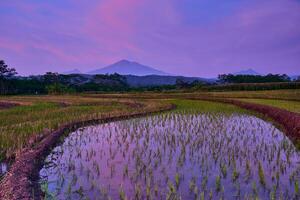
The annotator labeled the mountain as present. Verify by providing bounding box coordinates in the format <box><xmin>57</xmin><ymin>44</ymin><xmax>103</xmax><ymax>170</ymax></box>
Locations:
<box><xmin>62</xmin><ymin>69</ymin><xmax>81</xmax><ymax>74</ymax></box>
<box><xmin>88</xmin><ymin>60</ymin><xmax>169</xmax><ymax>76</ymax></box>
<box><xmin>234</xmin><ymin>69</ymin><xmax>261</xmax><ymax>75</ymax></box>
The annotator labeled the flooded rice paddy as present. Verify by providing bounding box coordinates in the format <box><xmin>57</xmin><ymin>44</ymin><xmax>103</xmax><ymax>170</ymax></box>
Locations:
<box><xmin>40</xmin><ymin>111</ymin><xmax>300</xmax><ymax>199</ymax></box>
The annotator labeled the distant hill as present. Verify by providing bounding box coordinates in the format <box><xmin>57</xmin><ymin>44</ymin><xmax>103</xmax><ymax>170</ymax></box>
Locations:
<box><xmin>125</xmin><ymin>75</ymin><xmax>212</xmax><ymax>87</ymax></box>
<box><xmin>88</xmin><ymin>60</ymin><xmax>169</xmax><ymax>76</ymax></box>
<box><xmin>62</xmin><ymin>69</ymin><xmax>81</xmax><ymax>74</ymax></box>
<box><xmin>233</xmin><ymin>69</ymin><xmax>261</xmax><ymax>75</ymax></box>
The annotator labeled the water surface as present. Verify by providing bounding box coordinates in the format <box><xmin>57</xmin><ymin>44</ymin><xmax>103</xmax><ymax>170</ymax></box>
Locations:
<box><xmin>40</xmin><ymin>112</ymin><xmax>300</xmax><ymax>199</ymax></box>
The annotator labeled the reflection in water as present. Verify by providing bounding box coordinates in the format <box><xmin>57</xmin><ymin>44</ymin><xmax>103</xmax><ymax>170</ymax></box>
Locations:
<box><xmin>40</xmin><ymin>113</ymin><xmax>300</xmax><ymax>199</ymax></box>
<box><xmin>0</xmin><ymin>163</ymin><xmax>7</xmax><ymax>177</ymax></box>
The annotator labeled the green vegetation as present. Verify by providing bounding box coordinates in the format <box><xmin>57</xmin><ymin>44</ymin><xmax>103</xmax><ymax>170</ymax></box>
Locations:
<box><xmin>169</xmin><ymin>99</ymin><xmax>248</xmax><ymax>114</ymax></box>
<box><xmin>0</xmin><ymin>95</ymin><xmax>168</xmax><ymax>160</ymax></box>
<box><xmin>216</xmin><ymin>175</ymin><xmax>221</xmax><ymax>192</ymax></box>
<box><xmin>46</xmin><ymin>83</ymin><xmax>76</xmax><ymax>95</ymax></box>
<box><xmin>258</xmin><ymin>162</ymin><xmax>266</xmax><ymax>186</ymax></box>
<box><xmin>0</xmin><ymin>60</ymin><xmax>17</xmax><ymax>95</ymax></box>
<box><xmin>295</xmin><ymin>180</ymin><xmax>299</xmax><ymax>196</ymax></box>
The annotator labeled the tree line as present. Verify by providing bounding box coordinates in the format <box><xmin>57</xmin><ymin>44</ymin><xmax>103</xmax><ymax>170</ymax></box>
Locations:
<box><xmin>0</xmin><ymin>60</ymin><xmax>130</xmax><ymax>95</ymax></box>
<box><xmin>1</xmin><ymin>60</ymin><xmax>299</xmax><ymax>95</ymax></box>
<box><xmin>218</xmin><ymin>73</ymin><xmax>292</xmax><ymax>83</ymax></box>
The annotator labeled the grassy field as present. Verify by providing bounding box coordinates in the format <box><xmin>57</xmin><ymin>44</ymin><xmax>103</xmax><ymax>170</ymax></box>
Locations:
<box><xmin>86</xmin><ymin>89</ymin><xmax>300</xmax><ymax>101</ymax></box>
<box><xmin>85</xmin><ymin>89</ymin><xmax>300</xmax><ymax>113</ymax></box>
<box><xmin>169</xmin><ymin>99</ymin><xmax>248</xmax><ymax>114</ymax></box>
<box><xmin>0</xmin><ymin>95</ymin><xmax>169</xmax><ymax>161</ymax></box>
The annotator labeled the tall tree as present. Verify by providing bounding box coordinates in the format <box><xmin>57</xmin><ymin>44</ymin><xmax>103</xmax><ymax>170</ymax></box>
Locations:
<box><xmin>43</xmin><ymin>72</ymin><xmax>59</xmax><ymax>84</ymax></box>
<box><xmin>0</xmin><ymin>60</ymin><xmax>17</xmax><ymax>78</ymax></box>
<box><xmin>0</xmin><ymin>60</ymin><xmax>17</xmax><ymax>94</ymax></box>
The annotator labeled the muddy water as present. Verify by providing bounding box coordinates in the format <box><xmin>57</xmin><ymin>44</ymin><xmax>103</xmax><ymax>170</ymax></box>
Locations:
<box><xmin>40</xmin><ymin>113</ymin><xmax>300</xmax><ymax>199</ymax></box>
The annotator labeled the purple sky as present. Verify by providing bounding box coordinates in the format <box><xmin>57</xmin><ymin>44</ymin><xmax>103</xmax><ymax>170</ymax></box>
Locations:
<box><xmin>0</xmin><ymin>0</ymin><xmax>299</xmax><ymax>77</ymax></box>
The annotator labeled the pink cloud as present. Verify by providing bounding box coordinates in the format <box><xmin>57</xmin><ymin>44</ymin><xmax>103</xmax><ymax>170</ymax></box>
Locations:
<box><xmin>0</xmin><ymin>38</ymin><xmax>24</xmax><ymax>52</ymax></box>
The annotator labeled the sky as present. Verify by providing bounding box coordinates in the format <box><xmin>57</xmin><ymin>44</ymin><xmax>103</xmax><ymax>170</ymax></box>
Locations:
<box><xmin>0</xmin><ymin>0</ymin><xmax>299</xmax><ymax>77</ymax></box>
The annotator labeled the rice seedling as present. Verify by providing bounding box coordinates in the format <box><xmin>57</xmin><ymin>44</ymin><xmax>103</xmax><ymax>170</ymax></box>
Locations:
<box><xmin>175</xmin><ymin>173</ymin><xmax>180</xmax><ymax>188</ymax></box>
<box><xmin>295</xmin><ymin>180</ymin><xmax>299</xmax><ymax>196</ymax></box>
<box><xmin>232</xmin><ymin>167</ymin><xmax>239</xmax><ymax>182</ymax></box>
<box><xmin>251</xmin><ymin>181</ymin><xmax>258</xmax><ymax>198</ymax></box>
<box><xmin>216</xmin><ymin>176</ymin><xmax>221</xmax><ymax>192</ymax></box>
<box><xmin>200</xmin><ymin>191</ymin><xmax>204</xmax><ymax>200</ymax></box>
<box><xmin>220</xmin><ymin>163</ymin><xmax>227</xmax><ymax>178</ymax></box>
<box><xmin>119</xmin><ymin>185</ymin><xmax>127</xmax><ymax>200</ymax></box>
<box><xmin>209</xmin><ymin>189</ymin><xmax>213</xmax><ymax>200</ymax></box>
<box><xmin>258</xmin><ymin>162</ymin><xmax>266</xmax><ymax>186</ymax></box>
<box><xmin>189</xmin><ymin>177</ymin><xmax>196</xmax><ymax>191</ymax></box>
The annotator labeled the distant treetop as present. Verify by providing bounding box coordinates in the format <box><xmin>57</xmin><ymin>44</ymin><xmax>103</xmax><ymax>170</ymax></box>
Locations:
<box><xmin>0</xmin><ymin>60</ymin><xmax>17</xmax><ymax>79</ymax></box>
<box><xmin>218</xmin><ymin>73</ymin><xmax>290</xmax><ymax>83</ymax></box>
